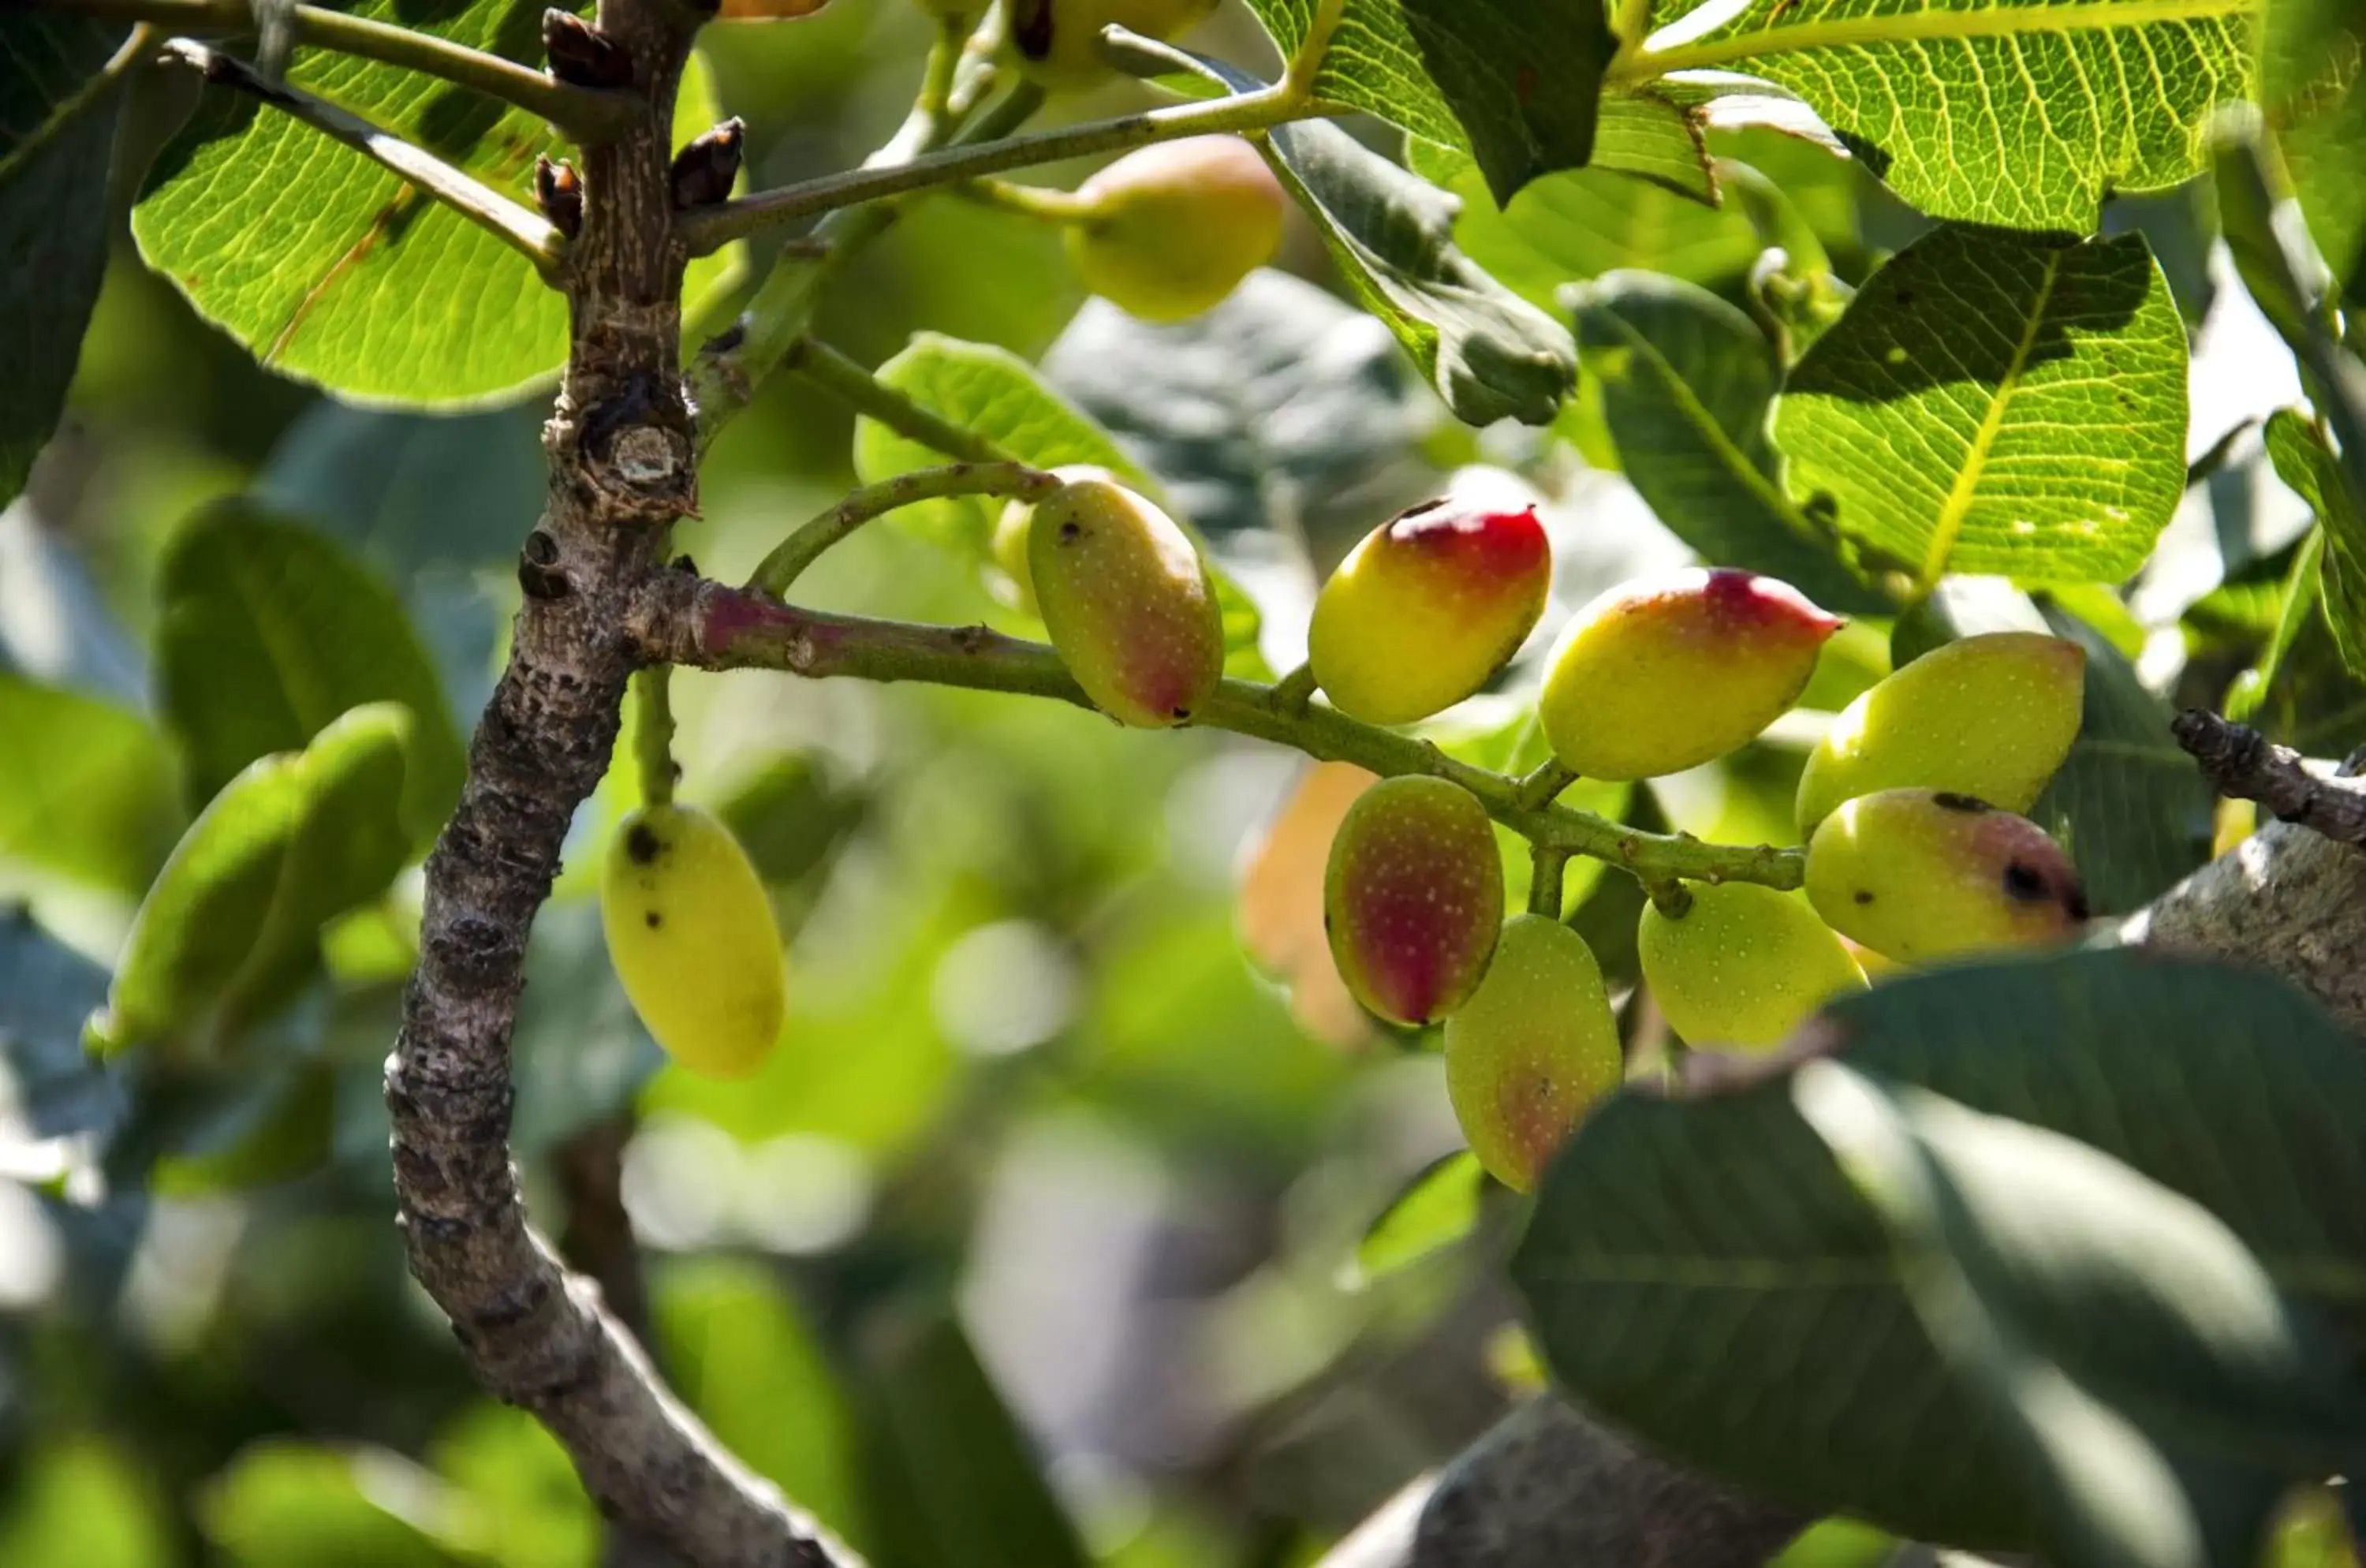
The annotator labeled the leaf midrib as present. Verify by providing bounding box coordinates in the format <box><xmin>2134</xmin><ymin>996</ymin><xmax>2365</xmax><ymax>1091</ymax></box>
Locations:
<box><xmin>1617</xmin><ymin>0</ymin><xmax>2252</xmax><ymax>84</ymax></box>
<box><xmin>1919</xmin><ymin>247</ymin><xmax>2066</xmax><ymax>586</ymax></box>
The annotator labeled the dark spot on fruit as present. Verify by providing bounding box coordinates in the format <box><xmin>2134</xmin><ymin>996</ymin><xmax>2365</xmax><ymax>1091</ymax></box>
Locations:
<box><xmin>644</xmin><ymin>911</ymin><xmax>662</xmax><ymax>928</ymax></box>
<box><xmin>1853</xmin><ymin>889</ymin><xmax>1875</xmax><ymax>905</ymax></box>
<box><xmin>2064</xmin><ymin>881</ymin><xmax>2091</xmax><ymax>921</ymax></box>
<box><xmin>2001</xmin><ymin>861</ymin><xmax>2047</xmax><ymax>901</ymax></box>
<box><xmin>1931</xmin><ymin>792</ymin><xmax>1991</xmax><ymax>814</ymax></box>
<box><xmin>1058</xmin><ymin>521</ymin><xmax>1082</xmax><ymax>543</ymax></box>
<box><xmin>625</xmin><ymin>824</ymin><xmax>661</xmax><ymax>864</ymax></box>
<box><xmin>1172</xmin><ymin>706</ymin><xmax>1191</xmax><ymax>719</ymax></box>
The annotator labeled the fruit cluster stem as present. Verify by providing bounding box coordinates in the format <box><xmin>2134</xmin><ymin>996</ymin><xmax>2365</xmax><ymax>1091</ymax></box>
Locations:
<box><xmin>636</xmin><ymin>577</ymin><xmax>1808</xmax><ymax>894</ymax></box>
<box><xmin>748</xmin><ymin>461</ymin><xmax>1061</xmax><ymax>595</ymax></box>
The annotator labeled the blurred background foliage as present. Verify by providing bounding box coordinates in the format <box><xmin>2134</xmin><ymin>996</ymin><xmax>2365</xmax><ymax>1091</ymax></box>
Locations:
<box><xmin>0</xmin><ymin>2</ymin><xmax>2357</xmax><ymax>1564</ymax></box>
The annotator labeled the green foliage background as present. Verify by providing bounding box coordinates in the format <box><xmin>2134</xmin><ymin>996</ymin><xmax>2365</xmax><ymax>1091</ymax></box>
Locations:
<box><xmin>0</xmin><ymin>0</ymin><xmax>2363</xmax><ymax>1563</ymax></box>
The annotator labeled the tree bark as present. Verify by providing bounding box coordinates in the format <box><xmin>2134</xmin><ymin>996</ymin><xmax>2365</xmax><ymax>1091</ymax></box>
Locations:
<box><xmin>383</xmin><ymin>3</ymin><xmax>849</xmax><ymax>1563</ymax></box>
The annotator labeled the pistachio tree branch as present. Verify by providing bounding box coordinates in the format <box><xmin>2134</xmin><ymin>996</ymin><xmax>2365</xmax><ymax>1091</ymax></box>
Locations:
<box><xmin>630</xmin><ymin>574</ymin><xmax>1808</xmax><ymax>890</ymax></box>
<box><xmin>162</xmin><ymin>40</ymin><xmax>566</xmax><ymax>278</ymax></box>
<box><xmin>748</xmin><ymin>461</ymin><xmax>1058</xmax><ymax>595</ymax></box>
<box><xmin>677</xmin><ymin>84</ymin><xmax>1332</xmax><ymax>256</ymax></box>
<box><xmin>35</xmin><ymin>0</ymin><xmax>633</xmax><ymax>138</ymax></box>
<box><xmin>2170</xmin><ymin>710</ymin><xmax>2366</xmax><ymax>847</ymax></box>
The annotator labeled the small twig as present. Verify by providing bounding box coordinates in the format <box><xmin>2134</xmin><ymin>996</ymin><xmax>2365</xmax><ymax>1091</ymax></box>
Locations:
<box><xmin>677</xmin><ymin>84</ymin><xmax>1331</xmax><ymax>255</ymax></box>
<box><xmin>162</xmin><ymin>40</ymin><xmax>566</xmax><ymax>279</ymax></box>
<box><xmin>787</xmin><ymin>338</ymin><xmax>1009</xmax><ymax>464</ymax></box>
<box><xmin>634</xmin><ymin>576</ymin><xmax>1810</xmax><ymax>892</ymax></box>
<box><xmin>956</xmin><ymin>176</ymin><xmax>1097</xmax><ymax>222</ymax></box>
<box><xmin>1270</xmin><ymin>663</ymin><xmax>1319</xmax><ymax>715</ymax></box>
<box><xmin>1530</xmin><ymin>846</ymin><xmax>1570</xmax><ymax>919</ymax></box>
<box><xmin>2171</xmin><ymin>709</ymin><xmax>2366</xmax><ymax>847</ymax></box>
<box><xmin>748</xmin><ymin>462</ymin><xmax>1060</xmax><ymax>596</ymax></box>
<box><xmin>35</xmin><ymin>0</ymin><xmax>633</xmax><ymax>139</ymax></box>
<box><xmin>1517</xmin><ymin>760</ymin><xmax>1580</xmax><ymax>811</ymax></box>
<box><xmin>632</xmin><ymin>667</ymin><xmax>677</xmax><ymax>808</ymax></box>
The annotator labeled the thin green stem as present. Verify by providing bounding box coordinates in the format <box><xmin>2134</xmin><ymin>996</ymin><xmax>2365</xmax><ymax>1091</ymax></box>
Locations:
<box><xmin>1529</xmin><ymin>846</ymin><xmax>1570</xmax><ymax>919</ymax></box>
<box><xmin>916</xmin><ymin>10</ymin><xmax>968</xmax><ymax>125</ymax></box>
<box><xmin>162</xmin><ymin>40</ymin><xmax>565</xmax><ymax>278</ymax></box>
<box><xmin>33</xmin><ymin>0</ymin><xmax>633</xmax><ymax>139</ymax></box>
<box><xmin>685</xmin><ymin>21</ymin><xmax>1024</xmax><ymax>453</ymax></box>
<box><xmin>1517</xmin><ymin>759</ymin><xmax>1580</xmax><ymax>811</ymax></box>
<box><xmin>789</xmin><ymin>339</ymin><xmax>1010</xmax><ymax>464</ymax></box>
<box><xmin>678</xmin><ymin>84</ymin><xmax>1328</xmax><ymax>255</ymax></box>
<box><xmin>748</xmin><ymin>462</ymin><xmax>1059</xmax><ymax>596</ymax></box>
<box><xmin>1270</xmin><ymin>663</ymin><xmax>1318</xmax><ymax>715</ymax></box>
<box><xmin>957</xmin><ymin>177</ymin><xmax>1099</xmax><ymax>222</ymax></box>
<box><xmin>659</xmin><ymin>584</ymin><xmax>1807</xmax><ymax>891</ymax></box>
<box><xmin>633</xmin><ymin>667</ymin><xmax>677</xmax><ymax>808</ymax></box>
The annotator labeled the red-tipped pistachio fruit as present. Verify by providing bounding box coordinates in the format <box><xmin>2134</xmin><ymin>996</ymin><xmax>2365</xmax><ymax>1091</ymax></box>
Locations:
<box><xmin>1539</xmin><ymin>569</ymin><xmax>1841</xmax><ymax>780</ymax></box>
<box><xmin>1029</xmin><ymin>474</ymin><xmax>1226</xmax><ymax>728</ymax></box>
<box><xmin>1308</xmin><ymin>498</ymin><xmax>1553</xmax><ymax>726</ymax></box>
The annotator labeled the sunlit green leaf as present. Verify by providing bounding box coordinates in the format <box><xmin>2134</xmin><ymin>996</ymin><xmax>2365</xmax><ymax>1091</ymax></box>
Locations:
<box><xmin>2260</xmin><ymin>0</ymin><xmax>2366</xmax><ymax>291</ymax></box>
<box><xmin>1776</xmin><ymin>226</ymin><xmax>2188</xmax><ymax>586</ymax></box>
<box><xmin>2264</xmin><ymin>409</ymin><xmax>2366</xmax><ymax>680</ymax></box>
<box><xmin>132</xmin><ymin>39</ymin><xmax>740</xmax><ymax>404</ymax></box>
<box><xmin>199</xmin><ymin>1439</ymin><xmax>451</xmax><ymax>1568</ymax></box>
<box><xmin>1626</xmin><ymin>0</ymin><xmax>2256</xmax><ymax>229</ymax></box>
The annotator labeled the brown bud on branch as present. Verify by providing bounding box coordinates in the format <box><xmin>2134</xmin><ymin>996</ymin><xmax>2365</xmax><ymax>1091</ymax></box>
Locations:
<box><xmin>543</xmin><ymin>9</ymin><xmax>633</xmax><ymax>89</ymax></box>
<box><xmin>671</xmin><ymin>118</ymin><xmax>745</xmax><ymax>209</ymax></box>
<box><xmin>534</xmin><ymin>155</ymin><xmax>583</xmax><ymax>239</ymax></box>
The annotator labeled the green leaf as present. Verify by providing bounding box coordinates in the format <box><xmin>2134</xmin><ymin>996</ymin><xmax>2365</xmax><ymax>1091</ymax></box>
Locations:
<box><xmin>199</xmin><ymin>1439</ymin><xmax>452</xmax><ymax>1568</ymax></box>
<box><xmin>656</xmin><ymin>1259</ymin><xmax>869</xmax><ymax>1553</ymax></box>
<box><xmin>1390</xmin><ymin>0</ymin><xmax>1617</xmax><ymax>205</ymax></box>
<box><xmin>0</xmin><ymin>1437</ymin><xmax>177</xmax><ymax>1568</ymax></box>
<box><xmin>1237</xmin><ymin>0</ymin><xmax>1469</xmax><ymax>151</ymax></box>
<box><xmin>1592</xmin><ymin>88</ymin><xmax>1717</xmax><ymax>203</ymax></box>
<box><xmin>850</xmin><ymin>333</ymin><xmax>1263</xmax><ymax>668</ymax></box>
<box><xmin>1625</xmin><ymin>0</ymin><xmax>2257</xmax><ymax>230</ymax></box>
<box><xmin>0</xmin><ymin>673</ymin><xmax>181</xmax><ymax>896</ymax></box>
<box><xmin>1353</xmin><ymin>1149</ymin><xmax>1487</xmax><ymax>1286</ymax></box>
<box><xmin>0</xmin><ymin>17</ymin><xmax>127</xmax><ymax>506</ymax></box>
<box><xmin>427</xmin><ymin>1407</ymin><xmax>597</xmax><ymax>1568</ymax></box>
<box><xmin>1514</xmin><ymin>947</ymin><xmax>2366</xmax><ymax>1554</ymax></box>
<box><xmin>2264</xmin><ymin>409</ymin><xmax>2366</xmax><ymax>680</ymax></box>
<box><xmin>155</xmin><ymin>501</ymin><xmax>465</xmax><ymax>846</ymax></box>
<box><xmin>1261</xmin><ymin>118</ymin><xmax>1576</xmax><ymax>427</ymax></box>
<box><xmin>149</xmin><ymin>1061</ymin><xmax>338</xmax><ymax>1195</ymax></box>
<box><xmin>1776</xmin><ymin>226</ymin><xmax>2189</xmax><ymax>586</ymax></box>
<box><xmin>853</xmin><ymin>1301</ymin><xmax>1092</xmax><ymax>1568</ymax></box>
<box><xmin>2028</xmin><ymin>599</ymin><xmax>2213</xmax><ymax>915</ymax></box>
<box><xmin>91</xmin><ymin>703</ymin><xmax>413</xmax><ymax>1058</ymax></box>
<box><xmin>131</xmin><ymin>37</ymin><xmax>740</xmax><ymax>404</ymax></box>
<box><xmin>1406</xmin><ymin>137</ymin><xmax>1765</xmax><ymax>303</ymax></box>
<box><xmin>426</xmin><ymin>1400</ymin><xmax>596</xmax><ymax>1568</ymax></box>
<box><xmin>2261</xmin><ymin>0</ymin><xmax>2366</xmax><ymax>291</ymax></box>
<box><xmin>1569</xmin><ymin>270</ymin><xmax>1885</xmax><ymax>610</ymax></box>
<box><xmin>1040</xmin><ymin>270</ymin><xmax>1441</xmax><ymax>554</ymax></box>
<box><xmin>1795</xmin><ymin>1061</ymin><xmax>2357</xmax><ymax>1568</ymax></box>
